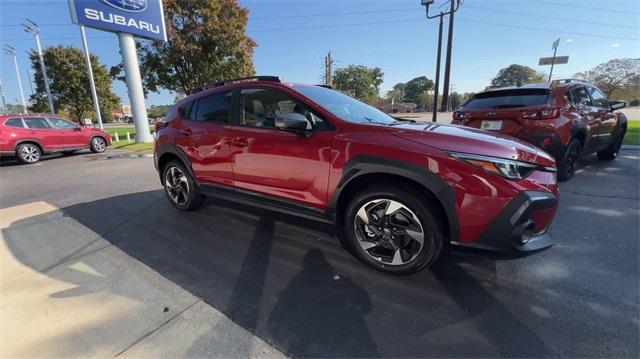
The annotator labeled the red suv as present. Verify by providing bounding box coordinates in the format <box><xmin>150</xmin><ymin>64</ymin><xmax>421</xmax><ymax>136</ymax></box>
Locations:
<box><xmin>452</xmin><ymin>80</ymin><xmax>628</xmax><ymax>181</ymax></box>
<box><xmin>154</xmin><ymin>76</ymin><xmax>559</xmax><ymax>274</ymax></box>
<box><xmin>0</xmin><ymin>115</ymin><xmax>111</xmax><ymax>164</ymax></box>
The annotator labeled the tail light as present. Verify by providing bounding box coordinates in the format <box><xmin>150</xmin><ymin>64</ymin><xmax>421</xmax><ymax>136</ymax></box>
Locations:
<box><xmin>453</xmin><ymin>111</ymin><xmax>471</xmax><ymax>120</ymax></box>
<box><xmin>521</xmin><ymin>107</ymin><xmax>560</xmax><ymax>120</ymax></box>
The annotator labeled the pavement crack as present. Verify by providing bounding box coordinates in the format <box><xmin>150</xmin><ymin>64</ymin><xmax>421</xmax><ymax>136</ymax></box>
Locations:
<box><xmin>114</xmin><ymin>299</ymin><xmax>202</xmax><ymax>357</ymax></box>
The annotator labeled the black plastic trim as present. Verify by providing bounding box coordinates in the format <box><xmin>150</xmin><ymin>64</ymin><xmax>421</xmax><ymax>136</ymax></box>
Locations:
<box><xmin>154</xmin><ymin>143</ymin><xmax>196</xmax><ymax>181</ymax></box>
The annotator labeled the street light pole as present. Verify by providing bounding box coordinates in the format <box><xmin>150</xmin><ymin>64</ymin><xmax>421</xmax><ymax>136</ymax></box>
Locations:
<box><xmin>3</xmin><ymin>44</ymin><xmax>27</xmax><ymax>114</ymax></box>
<box><xmin>0</xmin><ymin>80</ymin><xmax>7</xmax><ymax>112</ymax></box>
<box><xmin>421</xmin><ymin>0</ymin><xmax>461</xmax><ymax>122</ymax></box>
<box><xmin>23</xmin><ymin>19</ymin><xmax>55</xmax><ymax>115</ymax></box>
<box><xmin>79</xmin><ymin>25</ymin><xmax>103</xmax><ymax>129</ymax></box>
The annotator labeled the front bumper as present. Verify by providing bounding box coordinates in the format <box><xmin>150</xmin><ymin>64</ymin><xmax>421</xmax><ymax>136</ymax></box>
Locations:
<box><xmin>452</xmin><ymin>191</ymin><xmax>557</xmax><ymax>256</ymax></box>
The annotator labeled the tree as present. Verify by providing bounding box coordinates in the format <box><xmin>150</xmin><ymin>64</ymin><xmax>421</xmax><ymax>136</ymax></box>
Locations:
<box><xmin>333</xmin><ymin>65</ymin><xmax>384</xmax><ymax>104</ymax></box>
<box><xmin>404</xmin><ymin>76</ymin><xmax>434</xmax><ymax>104</ymax></box>
<box><xmin>574</xmin><ymin>58</ymin><xmax>640</xmax><ymax>98</ymax></box>
<box><xmin>29</xmin><ymin>45</ymin><xmax>120</xmax><ymax>122</ymax></box>
<box><xmin>112</xmin><ymin>0</ymin><xmax>257</xmax><ymax>96</ymax></box>
<box><xmin>490</xmin><ymin>64</ymin><xmax>546</xmax><ymax>88</ymax></box>
<box><xmin>3</xmin><ymin>103</ymin><xmax>25</xmax><ymax>114</ymax></box>
<box><xmin>449</xmin><ymin>91</ymin><xmax>474</xmax><ymax>110</ymax></box>
<box><xmin>147</xmin><ymin>104</ymin><xmax>172</xmax><ymax>118</ymax></box>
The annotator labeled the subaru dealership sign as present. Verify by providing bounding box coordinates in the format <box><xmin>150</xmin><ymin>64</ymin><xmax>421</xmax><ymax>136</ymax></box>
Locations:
<box><xmin>68</xmin><ymin>0</ymin><xmax>167</xmax><ymax>41</ymax></box>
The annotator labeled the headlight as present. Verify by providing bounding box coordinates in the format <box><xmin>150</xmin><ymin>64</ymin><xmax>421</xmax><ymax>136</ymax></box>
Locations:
<box><xmin>448</xmin><ymin>152</ymin><xmax>539</xmax><ymax>180</ymax></box>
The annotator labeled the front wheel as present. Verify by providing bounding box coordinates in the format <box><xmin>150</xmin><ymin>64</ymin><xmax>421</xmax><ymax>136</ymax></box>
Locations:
<box><xmin>90</xmin><ymin>137</ymin><xmax>107</xmax><ymax>153</ymax></box>
<box><xmin>16</xmin><ymin>143</ymin><xmax>41</xmax><ymax>164</ymax></box>
<box><xmin>162</xmin><ymin>160</ymin><xmax>206</xmax><ymax>211</ymax></box>
<box><xmin>558</xmin><ymin>139</ymin><xmax>582</xmax><ymax>182</ymax></box>
<box><xmin>343</xmin><ymin>185</ymin><xmax>444</xmax><ymax>274</ymax></box>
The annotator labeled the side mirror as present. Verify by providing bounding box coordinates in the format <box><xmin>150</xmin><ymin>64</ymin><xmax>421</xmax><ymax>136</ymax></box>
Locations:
<box><xmin>74</xmin><ymin>127</ymin><xmax>82</xmax><ymax>131</ymax></box>
<box><xmin>275</xmin><ymin>112</ymin><xmax>308</xmax><ymax>132</ymax></box>
<box><xmin>610</xmin><ymin>100</ymin><xmax>626</xmax><ymax>111</ymax></box>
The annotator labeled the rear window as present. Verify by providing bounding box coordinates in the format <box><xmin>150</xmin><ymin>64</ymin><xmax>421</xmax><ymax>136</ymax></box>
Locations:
<box><xmin>464</xmin><ymin>89</ymin><xmax>553</xmax><ymax>110</ymax></box>
<box><xmin>4</xmin><ymin>118</ymin><xmax>24</xmax><ymax>128</ymax></box>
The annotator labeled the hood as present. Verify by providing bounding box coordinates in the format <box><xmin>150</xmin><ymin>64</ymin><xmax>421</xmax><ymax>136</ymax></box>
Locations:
<box><xmin>386</xmin><ymin>122</ymin><xmax>555</xmax><ymax>166</ymax></box>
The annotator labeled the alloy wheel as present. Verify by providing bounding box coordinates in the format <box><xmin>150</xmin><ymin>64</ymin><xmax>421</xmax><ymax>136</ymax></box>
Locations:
<box><xmin>20</xmin><ymin>145</ymin><xmax>40</xmax><ymax>163</ymax></box>
<box><xmin>164</xmin><ymin>166</ymin><xmax>189</xmax><ymax>206</ymax></box>
<box><xmin>92</xmin><ymin>137</ymin><xmax>106</xmax><ymax>152</ymax></box>
<box><xmin>353</xmin><ymin>199</ymin><xmax>425</xmax><ymax>266</ymax></box>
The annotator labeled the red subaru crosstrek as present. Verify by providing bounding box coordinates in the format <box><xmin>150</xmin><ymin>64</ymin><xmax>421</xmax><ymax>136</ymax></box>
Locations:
<box><xmin>452</xmin><ymin>80</ymin><xmax>628</xmax><ymax>181</ymax></box>
<box><xmin>154</xmin><ymin>76</ymin><xmax>559</xmax><ymax>274</ymax></box>
<box><xmin>0</xmin><ymin>114</ymin><xmax>111</xmax><ymax>164</ymax></box>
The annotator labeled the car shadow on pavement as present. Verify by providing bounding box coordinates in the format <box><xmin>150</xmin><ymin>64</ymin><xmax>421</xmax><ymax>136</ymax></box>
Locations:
<box><xmin>4</xmin><ymin>190</ymin><xmax>555</xmax><ymax>357</ymax></box>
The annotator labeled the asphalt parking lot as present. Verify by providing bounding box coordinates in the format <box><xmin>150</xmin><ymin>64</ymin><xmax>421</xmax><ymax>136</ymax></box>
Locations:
<box><xmin>1</xmin><ymin>149</ymin><xmax>638</xmax><ymax>357</ymax></box>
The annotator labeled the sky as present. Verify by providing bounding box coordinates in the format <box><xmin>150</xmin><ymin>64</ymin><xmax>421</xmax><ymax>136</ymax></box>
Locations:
<box><xmin>1</xmin><ymin>0</ymin><xmax>639</xmax><ymax>108</ymax></box>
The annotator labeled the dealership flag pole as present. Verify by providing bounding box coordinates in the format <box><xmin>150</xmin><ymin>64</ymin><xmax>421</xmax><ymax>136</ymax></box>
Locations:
<box><xmin>118</xmin><ymin>33</ymin><xmax>153</xmax><ymax>143</ymax></box>
<box><xmin>79</xmin><ymin>25</ymin><xmax>103</xmax><ymax>129</ymax></box>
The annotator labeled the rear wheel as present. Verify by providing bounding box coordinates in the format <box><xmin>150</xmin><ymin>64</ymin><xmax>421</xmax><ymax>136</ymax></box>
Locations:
<box><xmin>558</xmin><ymin>139</ymin><xmax>581</xmax><ymax>182</ymax></box>
<box><xmin>16</xmin><ymin>143</ymin><xmax>41</xmax><ymax>164</ymax></box>
<box><xmin>597</xmin><ymin>129</ymin><xmax>625</xmax><ymax>161</ymax></box>
<box><xmin>162</xmin><ymin>160</ymin><xmax>206</xmax><ymax>211</ymax></box>
<box><xmin>90</xmin><ymin>137</ymin><xmax>107</xmax><ymax>153</ymax></box>
<box><xmin>343</xmin><ymin>185</ymin><xmax>444</xmax><ymax>274</ymax></box>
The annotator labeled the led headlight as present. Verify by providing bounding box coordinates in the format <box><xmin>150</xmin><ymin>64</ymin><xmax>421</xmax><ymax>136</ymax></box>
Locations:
<box><xmin>449</xmin><ymin>152</ymin><xmax>539</xmax><ymax>180</ymax></box>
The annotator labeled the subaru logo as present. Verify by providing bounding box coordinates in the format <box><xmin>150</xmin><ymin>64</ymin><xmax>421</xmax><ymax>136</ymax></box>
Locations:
<box><xmin>101</xmin><ymin>0</ymin><xmax>148</xmax><ymax>12</ymax></box>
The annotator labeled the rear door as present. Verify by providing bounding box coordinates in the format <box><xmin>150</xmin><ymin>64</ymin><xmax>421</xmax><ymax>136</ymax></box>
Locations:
<box><xmin>587</xmin><ymin>86</ymin><xmax>616</xmax><ymax>149</ymax></box>
<box><xmin>22</xmin><ymin>117</ymin><xmax>64</xmax><ymax>151</ymax></box>
<box><xmin>570</xmin><ymin>86</ymin><xmax>600</xmax><ymax>152</ymax></box>
<box><xmin>48</xmin><ymin>117</ymin><xmax>87</xmax><ymax>148</ymax></box>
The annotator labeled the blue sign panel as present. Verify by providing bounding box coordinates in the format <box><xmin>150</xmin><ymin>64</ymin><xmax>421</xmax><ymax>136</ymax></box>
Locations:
<box><xmin>68</xmin><ymin>0</ymin><xmax>167</xmax><ymax>41</ymax></box>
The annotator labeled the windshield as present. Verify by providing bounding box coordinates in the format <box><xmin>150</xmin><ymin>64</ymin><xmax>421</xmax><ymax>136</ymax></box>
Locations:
<box><xmin>293</xmin><ymin>85</ymin><xmax>396</xmax><ymax>125</ymax></box>
<box><xmin>464</xmin><ymin>89</ymin><xmax>553</xmax><ymax>110</ymax></box>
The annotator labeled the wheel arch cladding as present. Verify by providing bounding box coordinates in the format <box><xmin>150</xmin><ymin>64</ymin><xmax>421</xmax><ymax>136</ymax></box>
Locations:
<box><xmin>329</xmin><ymin>156</ymin><xmax>459</xmax><ymax>243</ymax></box>
<box><xmin>570</xmin><ymin>122</ymin><xmax>587</xmax><ymax>147</ymax></box>
<box><xmin>155</xmin><ymin>143</ymin><xmax>195</xmax><ymax>183</ymax></box>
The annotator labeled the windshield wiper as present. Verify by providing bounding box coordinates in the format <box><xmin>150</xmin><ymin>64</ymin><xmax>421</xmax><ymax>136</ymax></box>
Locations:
<box><xmin>391</xmin><ymin>117</ymin><xmax>417</xmax><ymax>123</ymax></box>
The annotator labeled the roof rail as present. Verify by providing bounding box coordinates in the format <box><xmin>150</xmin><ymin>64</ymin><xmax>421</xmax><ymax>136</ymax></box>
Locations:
<box><xmin>190</xmin><ymin>76</ymin><xmax>281</xmax><ymax>94</ymax></box>
<box><xmin>316</xmin><ymin>84</ymin><xmax>333</xmax><ymax>89</ymax></box>
<box><xmin>551</xmin><ymin>78</ymin><xmax>590</xmax><ymax>85</ymax></box>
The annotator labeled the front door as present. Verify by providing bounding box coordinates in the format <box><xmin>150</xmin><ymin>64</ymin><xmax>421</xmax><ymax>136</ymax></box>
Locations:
<box><xmin>588</xmin><ymin>86</ymin><xmax>616</xmax><ymax>149</ymax></box>
<box><xmin>571</xmin><ymin>86</ymin><xmax>601</xmax><ymax>152</ymax></box>
<box><xmin>228</xmin><ymin>87</ymin><xmax>334</xmax><ymax>209</ymax></box>
<box><xmin>47</xmin><ymin>117</ymin><xmax>86</xmax><ymax>148</ymax></box>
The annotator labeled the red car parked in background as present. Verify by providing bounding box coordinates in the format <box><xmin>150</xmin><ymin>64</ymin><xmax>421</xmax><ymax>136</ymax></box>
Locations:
<box><xmin>452</xmin><ymin>80</ymin><xmax>628</xmax><ymax>181</ymax></box>
<box><xmin>0</xmin><ymin>115</ymin><xmax>111</xmax><ymax>164</ymax></box>
<box><xmin>154</xmin><ymin>76</ymin><xmax>559</xmax><ymax>274</ymax></box>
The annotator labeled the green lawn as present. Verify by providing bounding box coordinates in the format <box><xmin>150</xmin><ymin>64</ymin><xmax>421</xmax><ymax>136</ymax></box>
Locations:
<box><xmin>105</xmin><ymin>127</ymin><xmax>153</xmax><ymax>139</ymax></box>
<box><xmin>624</xmin><ymin>120</ymin><xmax>640</xmax><ymax>145</ymax></box>
<box><xmin>110</xmin><ymin>142</ymin><xmax>154</xmax><ymax>152</ymax></box>
<box><xmin>105</xmin><ymin>127</ymin><xmax>155</xmax><ymax>152</ymax></box>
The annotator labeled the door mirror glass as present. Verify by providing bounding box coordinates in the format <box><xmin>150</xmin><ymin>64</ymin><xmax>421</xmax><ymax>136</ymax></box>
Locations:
<box><xmin>275</xmin><ymin>112</ymin><xmax>309</xmax><ymax>131</ymax></box>
<box><xmin>609</xmin><ymin>100</ymin><xmax>626</xmax><ymax>111</ymax></box>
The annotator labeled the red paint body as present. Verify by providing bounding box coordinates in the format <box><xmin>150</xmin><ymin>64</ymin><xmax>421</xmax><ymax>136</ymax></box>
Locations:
<box><xmin>156</xmin><ymin>81</ymin><xmax>559</xmax><ymax>249</ymax></box>
<box><xmin>0</xmin><ymin>115</ymin><xmax>111</xmax><ymax>154</ymax></box>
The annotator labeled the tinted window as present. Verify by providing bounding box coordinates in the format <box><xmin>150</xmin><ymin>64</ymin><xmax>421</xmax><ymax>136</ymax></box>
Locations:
<box><xmin>23</xmin><ymin>117</ymin><xmax>51</xmax><ymax>129</ymax></box>
<box><xmin>240</xmin><ymin>88</ymin><xmax>329</xmax><ymax>130</ymax></box>
<box><xmin>48</xmin><ymin>118</ymin><xmax>78</xmax><ymax>129</ymax></box>
<box><xmin>464</xmin><ymin>89</ymin><xmax>552</xmax><ymax>110</ymax></box>
<box><xmin>195</xmin><ymin>92</ymin><xmax>231</xmax><ymax>123</ymax></box>
<box><xmin>4</xmin><ymin>118</ymin><xmax>24</xmax><ymax>128</ymax></box>
<box><xmin>588</xmin><ymin>87</ymin><xmax>608</xmax><ymax>109</ymax></box>
<box><xmin>178</xmin><ymin>101</ymin><xmax>195</xmax><ymax>120</ymax></box>
<box><xmin>572</xmin><ymin>87</ymin><xmax>592</xmax><ymax>107</ymax></box>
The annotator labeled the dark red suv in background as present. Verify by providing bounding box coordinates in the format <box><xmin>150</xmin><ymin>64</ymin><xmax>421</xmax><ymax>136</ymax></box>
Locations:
<box><xmin>0</xmin><ymin>115</ymin><xmax>111</xmax><ymax>164</ymax></box>
<box><xmin>154</xmin><ymin>76</ymin><xmax>559</xmax><ymax>274</ymax></box>
<box><xmin>452</xmin><ymin>80</ymin><xmax>628</xmax><ymax>181</ymax></box>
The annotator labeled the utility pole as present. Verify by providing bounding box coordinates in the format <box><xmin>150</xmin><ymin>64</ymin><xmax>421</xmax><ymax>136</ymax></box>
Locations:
<box><xmin>421</xmin><ymin>0</ymin><xmax>461</xmax><ymax>122</ymax></box>
<box><xmin>22</xmin><ymin>19</ymin><xmax>54</xmax><ymax>115</ymax></box>
<box><xmin>27</xmin><ymin>69</ymin><xmax>35</xmax><ymax>95</ymax></box>
<box><xmin>324</xmin><ymin>52</ymin><xmax>334</xmax><ymax>86</ymax></box>
<box><xmin>440</xmin><ymin>0</ymin><xmax>457</xmax><ymax>112</ymax></box>
<box><xmin>3</xmin><ymin>44</ymin><xmax>27</xmax><ymax>114</ymax></box>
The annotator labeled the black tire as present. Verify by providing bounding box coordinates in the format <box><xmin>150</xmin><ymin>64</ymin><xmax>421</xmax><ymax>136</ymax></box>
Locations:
<box><xmin>597</xmin><ymin>129</ymin><xmax>625</xmax><ymax>161</ymax></box>
<box><xmin>16</xmin><ymin>143</ymin><xmax>42</xmax><ymax>164</ymax></box>
<box><xmin>90</xmin><ymin>136</ymin><xmax>107</xmax><ymax>153</ymax></box>
<box><xmin>162</xmin><ymin>160</ymin><xmax>206</xmax><ymax>211</ymax></box>
<box><xmin>557</xmin><ymin>138</ymin><xmax>582</xmax><ymax>182</ymax></box>
<box><xmin>342</xmin><ymin>184</ymin><xmax>444</xmax><ymax>275</ymax></box>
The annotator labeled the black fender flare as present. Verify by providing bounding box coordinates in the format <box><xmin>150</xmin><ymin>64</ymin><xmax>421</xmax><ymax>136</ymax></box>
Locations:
<box><xmin>327</xmin><ymin>155</ymin><xmax>459</xmax><ymax>243</ymax></box>
<box><xmin>154</xmin><ymin>143</ymin><xmax>196</xmax><ymax>183</ymax></box>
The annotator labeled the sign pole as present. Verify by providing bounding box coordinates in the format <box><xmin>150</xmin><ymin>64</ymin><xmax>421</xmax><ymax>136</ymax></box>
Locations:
<box><xmin>117</xmin><ymin>32</ymin><xmax>153</xmax><ymax>143</ymax></box>
<box><xmin>79</xmin><ymin>25</ymin><xmax>103</xmax><ymax>129</ymax></box>
<box><xmin>548</xmin><ymin>46</ymin><xmax>558</xmax><ymax>82</ymax></box>
<box><xmin>432</xmin><ymin>13</ymin><xmax>443</xmax><ymax>123</ymax></box>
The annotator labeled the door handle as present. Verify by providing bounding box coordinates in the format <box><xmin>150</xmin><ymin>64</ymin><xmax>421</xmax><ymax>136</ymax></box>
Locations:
<box><xmin>231</xmin><ymin>137</ymin><xmax>249</xmax><ymax>147</ymax></box>
<box><xmin>181</xmin><ymin>128</ymin><xmax>192</xmax><ymax>136</ymax></box>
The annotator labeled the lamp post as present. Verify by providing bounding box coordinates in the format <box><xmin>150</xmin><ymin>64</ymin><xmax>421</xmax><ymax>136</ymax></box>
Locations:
<box><xmin>3</xmin><ymin>44</ymin><xmax>27</xmax><ymax>114</ymax></box>
<box><xmin>22</xmin><ymin>19</ymin><xmax>55</xmax><ymax>115</ymax></box>
<box><xmin>421</xmin><ymin>0</ymin><xmax>461</xmax><ymax>122</ymax></box>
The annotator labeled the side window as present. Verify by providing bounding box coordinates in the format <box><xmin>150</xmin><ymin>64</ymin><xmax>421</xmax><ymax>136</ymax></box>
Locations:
<box><xmin>195</xmin><ymin>92</ymin><xmax>232</xmax><ymax>123</ymax></box>
<box><xmin>572</xmin><ymin>87</ymin><xmax>592</xmax><ymax>108</ymax></box>
<box><xmin>4</xmin><ymin>118</ymin><xmax>24</xmax><ymax>128</ymax></box>
<box><xmin>588</xmin><ymin>87</ymin><xmax>608</xmax><ymax>109</ymax></box>
<box><xmin>239</xmin><ymin>88</ymin><xmax>329</xmax><ymax>130</ymax></box>
<box><xmin>178</xmin><ymin>101</ymin><xmax>195</xmax><ymax>121</ymax></box>
<box><xmin>23</xmin><ymin>117</ymin><xmax>51</xmax><ymax>129</ymax></box>
<box><xmin>48</xmin><ymin>118</ymin><xmax>78</xmax><ymax>129</ymax></box>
